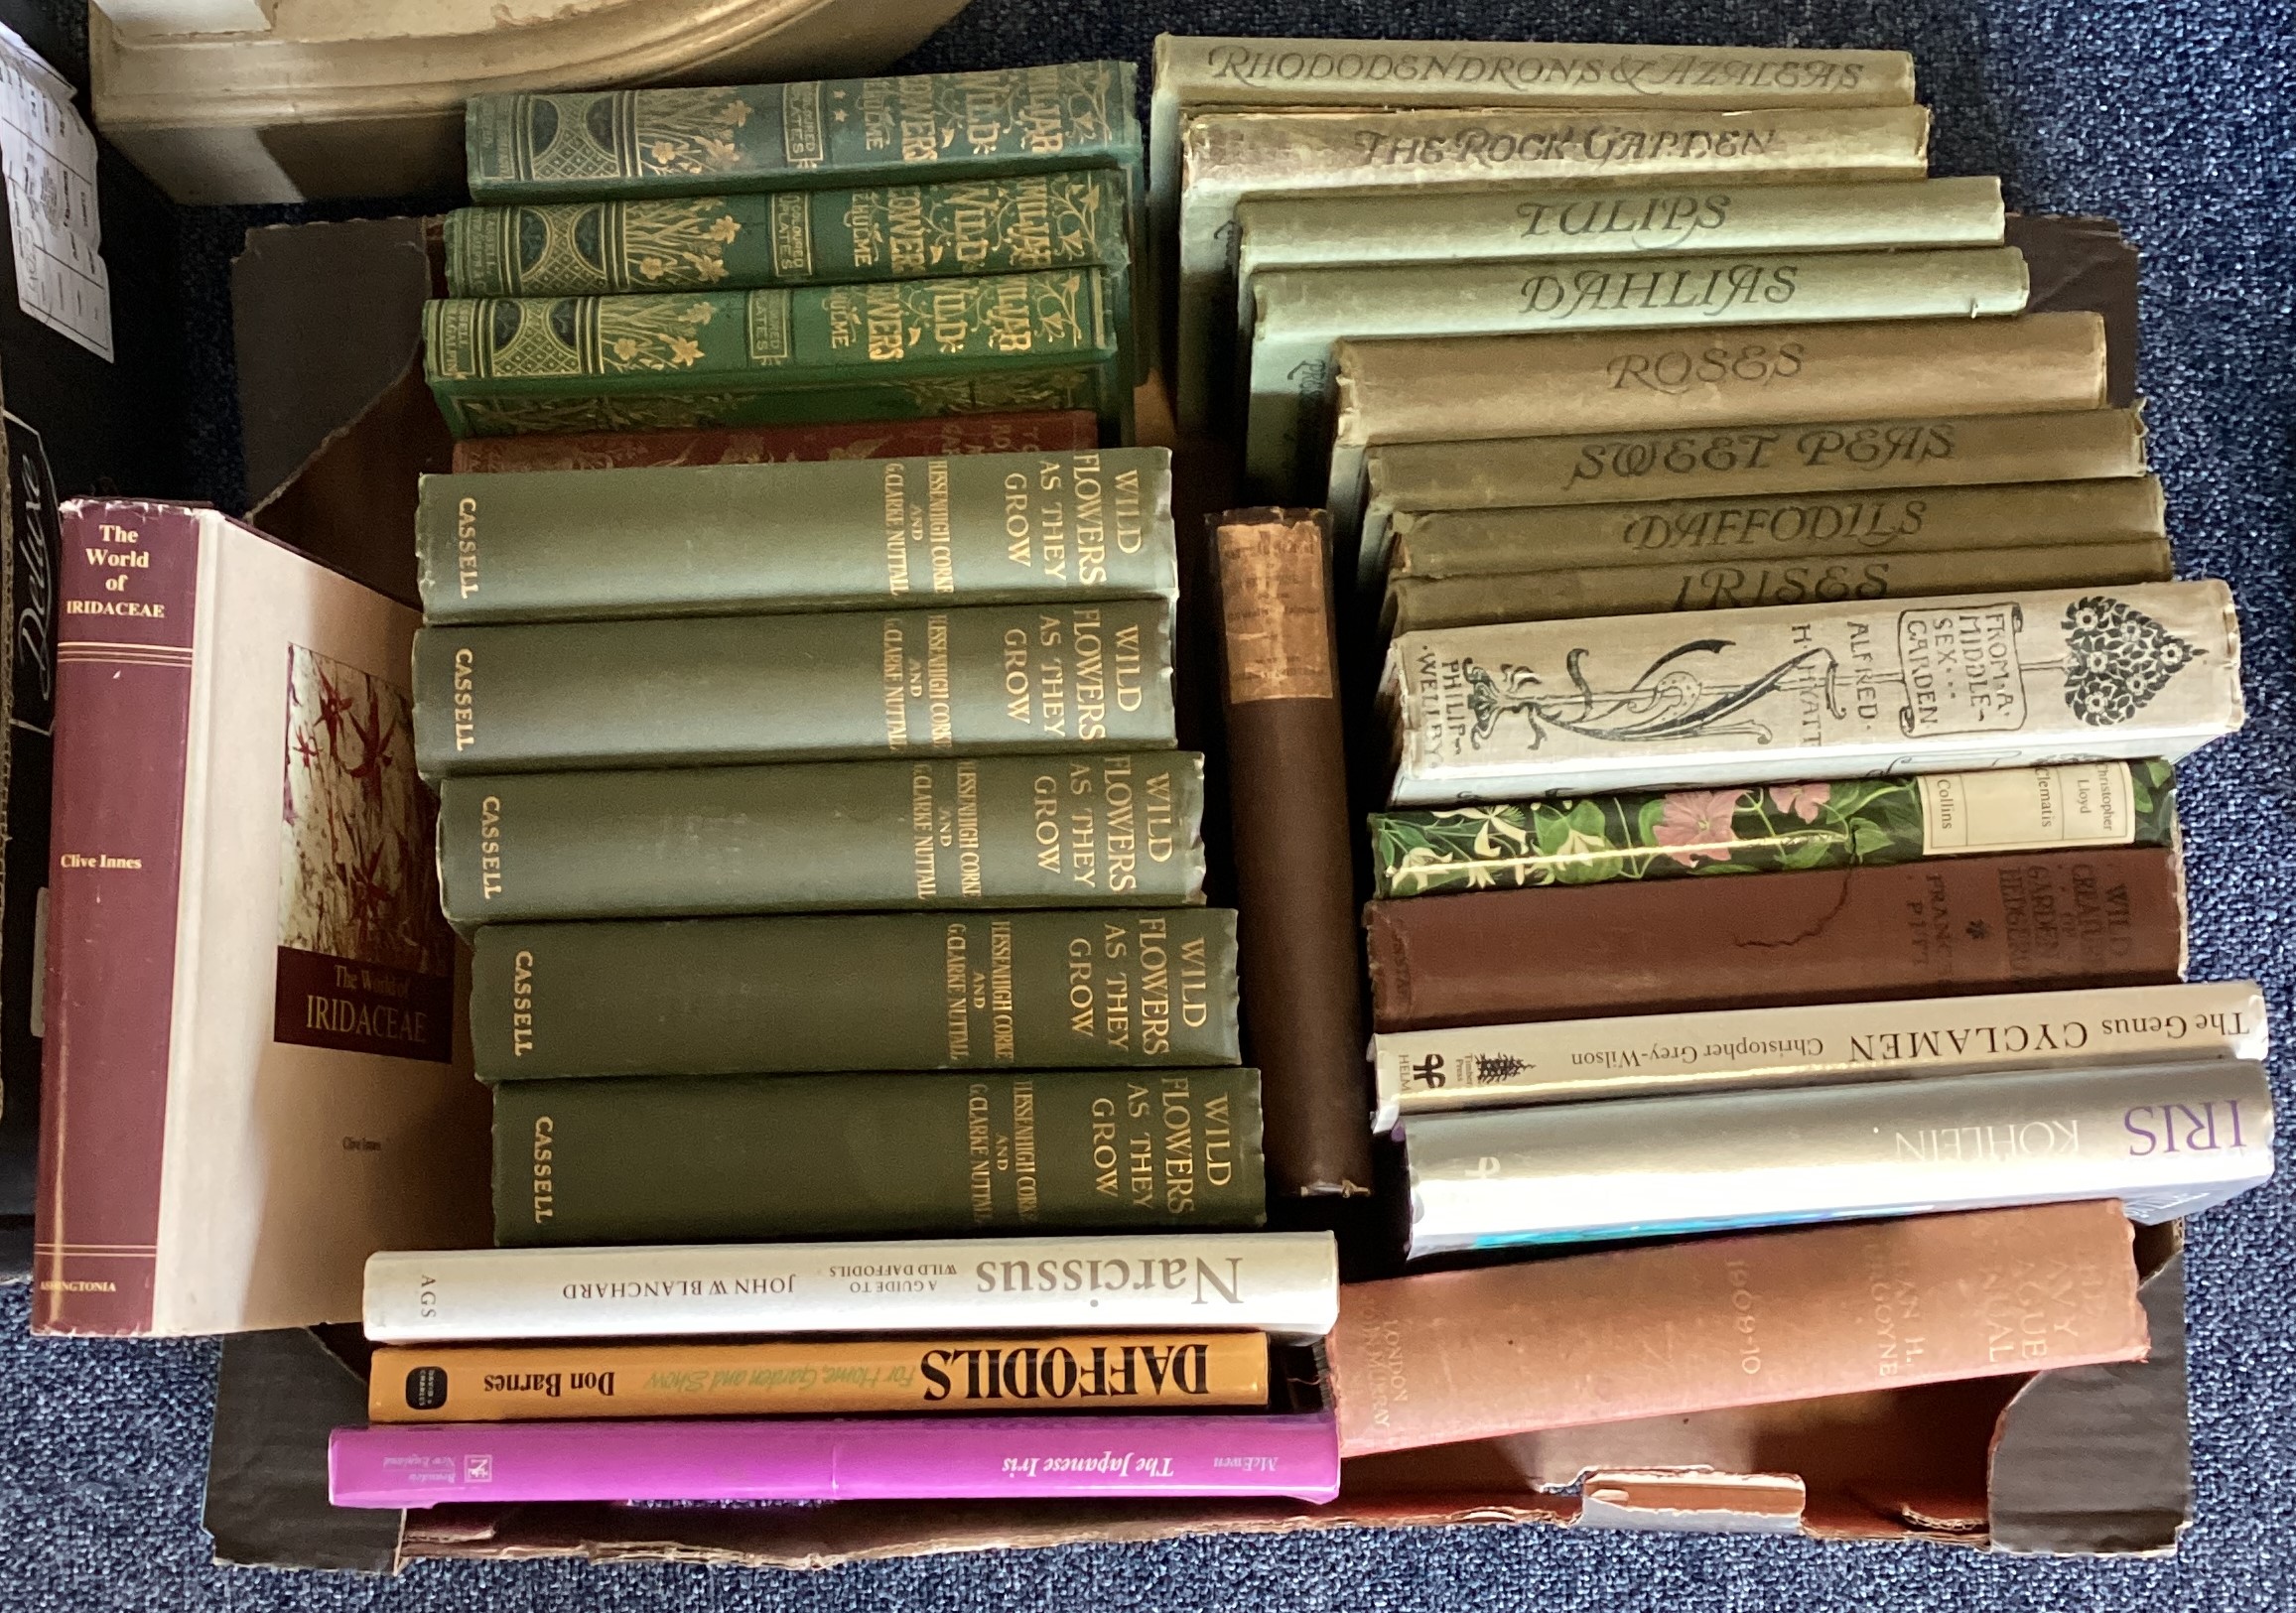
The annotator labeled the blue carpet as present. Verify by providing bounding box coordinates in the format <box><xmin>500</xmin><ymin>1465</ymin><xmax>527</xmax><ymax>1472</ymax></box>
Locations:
<box><xmin>7</xmin><ymin>1</ymin><xmax>2294</xmax><ymax>1607</ymax></box>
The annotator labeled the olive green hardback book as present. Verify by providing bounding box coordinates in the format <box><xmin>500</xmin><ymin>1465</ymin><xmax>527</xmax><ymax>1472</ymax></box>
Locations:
<box><xmin>1355</xmin><ymin>406</ymin><xmax>2149</xmax><ymax>581</ymax></box>
<box><xmin>443</xmin><ymin>171</ymin><xmax>1142</xmax><ymax>381</ymax></box>
<box><xmin>466</xmin><ymin>64</ymin><xmax>1144</xmax><ymax>203</ymax></box>
<box><xmin>495</xmin><ymin>1067</ymin><xmax>1267</xmax><ymax>1246</ymax></box>
<box><xmin>1383</xmin><ymin>537</ymin><xmax>2172</xmax><ymax>631</ymax></box>
<box><xmin>418</xmin><ymin>449</ymin><xmax>1176</xmax><ymax>624</ymax></box>
<box><xmin>1370</xmin><ymin>759</ymin><xmax>2175</xmax><ymax>897</ymax></box>
<box><xmin>1244</xmin><ymin>245</ymin><xmax>2031</xmax><ymax>495</ymax></box>
<box><xmin>421</xmin><ymin>272</ymin><xmax>1128</xmax><ymax>440</ymax></box>
<box><xmin>473</xmin><ymin>909</ymin><xmax>1242</xmax><ymax>1079</ymax></box>
<box><xmin>1385</xmin><ymin>477</ymin><xmax>2168</xmax><ymax>580</ymax></box>
<box><xmin>413</xmin><ymin>598</ymin><xmax>1175</xmax><ymax>776</ymax></box>
<box><xmin>436</xmin><ymin>752</ymin><xmax>1208</xmax><ymax>926</ymax></box>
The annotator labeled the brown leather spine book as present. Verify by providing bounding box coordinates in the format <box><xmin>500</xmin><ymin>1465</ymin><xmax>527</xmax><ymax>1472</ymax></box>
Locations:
<box><xmin>1211</xmin><ymin>509</ymin><xmax>1374</xmax><ymax>1198</ymax></box>
<box><xmin>447</xmin><ymin>410</ymin><xmax>1100</xmax><ymax>473</ymax></box>
<box><xmin>1327</xmin><ymin>1200</ymin><xmax>2150</xmax><ymax>1456</ymax></box>
<box><xmin>2009</xmin><ymin>213</ymin><xmax>2139</xmax><ymax>406</ymax></box>
<box><xmin>1366</xmin><ymin>846</ymin><xmax>2185</xmax><ymax>1030</ymax></box>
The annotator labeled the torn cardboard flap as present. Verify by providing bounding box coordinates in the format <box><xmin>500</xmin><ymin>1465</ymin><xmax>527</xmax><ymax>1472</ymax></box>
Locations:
<box><xmin>1576</xmin><ymin>1470</ymin><xmax>1806</xmax><ymax>1534</ymax></box>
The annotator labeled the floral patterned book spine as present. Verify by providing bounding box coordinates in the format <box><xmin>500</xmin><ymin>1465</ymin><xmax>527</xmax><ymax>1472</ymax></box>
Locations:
<box><xmin>420</xmin><ymin>271</ymin><xmax>1126</xmax><ymax>441</ymax></box>
<box><xmin>1371</xmin><ymin>759</ymin><xmax>2174</xmax><ymax>898</ymax></box>
<box><xmin>465</xmin><ymin>65</ymin><xmax>1143</xmax><ymax>204</ymax></box>
<box><xmin>1381</xmin><ymin>581</ymin><xmax>2243</xmax><ymax>805</ymax></box>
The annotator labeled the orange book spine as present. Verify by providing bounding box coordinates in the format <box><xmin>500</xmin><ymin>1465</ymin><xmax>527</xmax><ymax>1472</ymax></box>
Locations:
<box><xmin>370</xmin><ymin>1332</ymin><xmax>1270</xmax><ymax>1421</ymax></box>
<box><xmin>1327</xmin><ymin>1201</ymin><xmax>2149</xmax><ymax>1457</ymax></box>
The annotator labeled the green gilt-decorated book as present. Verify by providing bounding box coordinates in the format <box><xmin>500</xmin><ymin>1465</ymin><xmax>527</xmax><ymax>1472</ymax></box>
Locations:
<box><xmin>466</xmin><ymin>64</ymin><xmax>1143</xmax><ymax>203</ymax></box>
<box><xmin>421</xmin><ymin>272</ymin><xmax>1128</xmax><ymax>440</ymax></box>
<box><xmin>442</xmin><ymin>171</ymin><xmax>1140</xmax><ymax>379</ymax></box>
<box><xmin>495</xmin><ymin>1067</ymin><xmax>1267</xmax><ymax>1246</ymax></box>
<box><xmin>1371</xmin><ymin>759</ymin><xmax>2175</xmax><ymax>897</ymax></box>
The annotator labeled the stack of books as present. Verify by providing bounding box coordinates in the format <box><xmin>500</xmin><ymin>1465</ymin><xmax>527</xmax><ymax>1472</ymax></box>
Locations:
<box><xmin>330</xmin><ymin>61</ymin><xmax>1355</xmax><ymax>1509</ymax></box>
<box><xmin>423</xmin><ymin>63</ymin><xmax>1147</xmax><ymax>445</ymax></box>
<box><xmin>1176</xmin><ymin>34</ymin><xmax>2274</xmax><ymax>1462</ymax></box>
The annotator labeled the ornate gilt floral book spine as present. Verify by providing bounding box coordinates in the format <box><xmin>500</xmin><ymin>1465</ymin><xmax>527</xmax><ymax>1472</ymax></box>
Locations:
<box><xmin>491</xmin><ymin>1067</ymin><xmax>1268</xmax><ymax>1245</ymax></box>
<box><xmin>1382</xmin><ymin>537</ymin><xmax>2172</xmax><ymax>630</ymax></box>
<box><xmin>369</xmin><ymin>1332</ymin><xmax>1274</xmax><ymax>1421</ymax></box>
<box><xmin>447</xmin><ymin>172</ymin><xmax>1134</xmax><ymax>298</ymax></box>
<box><xmin>1384</xmin><ymin>477</ymin><xmax>2167</xmax><ymax>581</ymax></box>
<box><xmin>466</xmin><ymin>64</ymin><xmax>1144</xmax><ymax>204</ymax></box>
<box><xmin>1381</xmin><ymin>581</ymin><xmax>2237</xmax><ymax>805</ymax></box>
<box><xmin>444</xmin><ymin>171</ymin><xmax>1142</xmax><ymax>380</ymax></box>
<box><xmin>1243</xmin><ymin>245</ymin><xmax>2031</xmax><ymax>495</ymax></box>
<box><xmin>1401</xmin><ymin>1057</ymin><xmax>2273</xmax><ymax>1257</ymax></box>
<box><xmin>1210</xmin><ymin>509</ymin><xmax>1374</xmax><ymax>1199</ymax></box>
<box><xmin>447</xmin><ymin>408</ymin><xmax>1101</xmax><ymax>474</ymax></box>
<box><xmin>1174</xmin><ymin>102</ymin><xmax>1931</xmax><ymax>431</ymax></box>
<box><xmin>410</xmin><ymin>597</ymin><xmax>1176</xmax><ymax>776</ymax></box>
<box><xmin>419</xmin><ymin>272</ymin><xmax>1128</xmax><ymax>442</ymax></box>
<box><xmin>35</xmin><ymin>502</ymin><xmax>485</xmax><ymax>1337</ymax></box>
<box><xmin>1369</xmin><ymin>759</ymin><xmax>2175</xmax><ymax>899</ymax></box>
<box><xmin>1370</xmin><ymin>979</ymin><xmax>2267</xmax><ymax>1128</ymax></box>
<box><xmin>434</xmin><ymin>752</ymin><xmax>1209</xmax><ymax>926</ymax></box>
<box><xmin>470</xmin><ymin>909</ymin><xmax>1242</xmax><ymax>1079</ymax></box>
<box><xmin>417</xmin><ymin>448</ymin><xmax>1176</xmax><ymax>624</ymax></box>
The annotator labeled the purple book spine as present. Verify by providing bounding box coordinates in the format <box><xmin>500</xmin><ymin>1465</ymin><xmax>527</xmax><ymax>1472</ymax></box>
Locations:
<box><xmin>329</xmin><ymin>1412</ymin><xmax>1342</xmax><ymax>1507</ymax></box>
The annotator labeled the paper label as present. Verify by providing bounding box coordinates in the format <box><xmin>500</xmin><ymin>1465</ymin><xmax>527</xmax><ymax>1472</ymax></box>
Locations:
<box><xmin>1895</xmin><ymin>601</ymin><xmax>2027</xmax><ymax>735</ymax></box>
<box><xmin>1920</xmin><ymin>760</ymin><xmax>2136</xmax><ymax>854</ymax></box>
<box><xmin>0</xmin><ymin>26</ymin><xmax>110</xmax><ymax>360</ymax></box>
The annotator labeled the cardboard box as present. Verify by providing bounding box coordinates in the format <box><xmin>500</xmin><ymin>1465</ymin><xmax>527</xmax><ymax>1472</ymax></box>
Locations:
<box><xmin>200</xmin><ymin>1227</ymin><xmax>2189</xmax><ymax>1569</ymax></box>
<box><xmin>202</xmin><ymin>214</ymin><xmax>2188</xmax><ymax>1570</ymax></box>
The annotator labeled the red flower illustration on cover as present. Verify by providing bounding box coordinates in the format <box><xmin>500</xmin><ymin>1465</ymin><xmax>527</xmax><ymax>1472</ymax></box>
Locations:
<box><xmin>274</xmin><ymin>644</ymin><xmax>454</xmax><ymax>1060</ymax></box>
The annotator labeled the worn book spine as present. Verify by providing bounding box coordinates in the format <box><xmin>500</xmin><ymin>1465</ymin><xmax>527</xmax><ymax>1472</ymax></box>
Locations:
<box><xmin>32</xmin><ymin>505</ymin><xmax>203</xmax><ymax>1336</ymax></box>
<box><xmin>419</xmin><ymin>449</ymin><xmax>1176</xmax><ymax>624</ymax></box>
<box><xmin>1236</xmin><ymin>176</ymin><xmax>1997</xmax><ymax>287</ymax></box>
<box><xmin>1404</xmin><ymin>1057</ymin><xmax>2272</xmax><ymax>1256</ymax></box>
<box><xmin>472</xmin><ymin>908</ymin><xmax>1242</xmax><ymax>1079</ymax></box>
<box><xmin>412</xmin><ymin>598</ymin><xmax>1176</xmax><ymax>777</ymax></box>
<box><xmin>1149</xmin><ymin>34</ymin><xmax>1915</xmax><ymax>273</ymax></box>
<box><xmin>1383</xmin><ymin>537</ymin><xmax>2172</xmax><ymax>631</ymax></box>
<box><xmin>1326</xmin><ymin>311</ymin><xmax>2108</xmax><ymax>545</ymax></box>
<box><xmin>1355</xmin><ymin>406</ymin><xmax>2150</xmax><ymax>585</ymax></box>
<box><xmin>1382</xmin><ymin>581</ymin><xmax>2241</xmax><ymax>805</ymax></box>
<box><xmin>436</xmin><ymin>752</ymin><xmax>1208</xmax><ymax>925</ymax></box>
<box><xmin>446</xmin><ymin>171</ymin><xmax>1133</xmax><ymax>298</ymax></box>
<box><xmin>467</xmin><ymin>64</ymin><xmax>1144</xmax><ymax>203</ymax></box>
<box><xmin>1175</xmin><ymin>103</ymin><xmax>1932</xmax><ymax>430</ymax></box>
<box><xmin>1247</xmin><ymin>246</ymin><xmax>2030</xmax><ymax>495</ymax></box>
<box><xmin>1371</xmin><ymin>759</ymin><xmax>2175</xmax><ymax>899</ymax></box>
<box><xmin>494</xmin><ymin>1067</ymin><xmax>1268</xmax><ymax>1246</ymax></box>
<box><xmin>330</xmin><ymin>1411</ymin><xmax>1342</xmax><ymax>1507</ymax></box>
<box><xmin>1330</xmin><ymin>1201</ymin><xmax>2144</xmax><ymax>1454</ymax></box>
<box><xmin>448</xmin><ymin>409</ymin><xmax>1100</xmax><ymax>473</ymax></box>
<box><xmin>1387</xmin><ymin>476</ymin><xmax>2167</xmax><ymax>579</ymax></box>
<box><xmin>1372</xmin><ymin>979</ymin><xmax>2267</xmax><ymax>1129</ymax></box>
<box><xmin>1211</xmin><ymin>510</ymin><xmax>1374</xmax><ymax>1199</ymax></box>
<box><xmin>421</xmin><ymin>272</ymin><xmax>1126</xmax><ymax>441</ymax></box>
<box><xmin>370</xmin><ymin>1331</ymin><xmax>1271</xmax><ymax>1421</ymax></box>
<box><xmin>1366</xmin><ymin>846</ymin><xmax>2189</xmax><ymax>1030</ymax></box>
<box><xmin>363</xmin><ymin>1230</ymin><xmax>1341</xmax><ymax>1343</ymax></box>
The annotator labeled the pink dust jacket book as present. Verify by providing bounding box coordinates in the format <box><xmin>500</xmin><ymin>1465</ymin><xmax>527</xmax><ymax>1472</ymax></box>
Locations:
<box><xmin>34</xmin><ymin>499</ymin><xmax>488</xmax><ymax>1337</ymax></box>
<box><xmin>329</xmin><ymin>1413</ymin><xmax>1343</xmax><ymax>1506</ymax></box>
